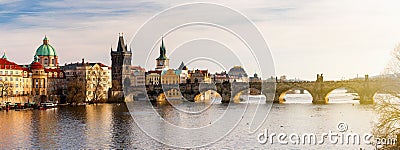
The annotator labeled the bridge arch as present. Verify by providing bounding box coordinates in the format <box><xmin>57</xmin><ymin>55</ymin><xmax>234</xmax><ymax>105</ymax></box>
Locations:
<box><xmin>193</xmin><ymin>90</ymin><xmax>221</xmax><ymax>103</ymax></box>
<box><xmin>277</xmin><ymin>85</ymin><xmax>314</xmax><ymax>103</ymax></box>
<box><xmin>324</xmin><ymin>85</ymin><xmax>362</xmax><ymax>103</ymax></box>
<box><xmin>231</xmin><ymin>87</ymin><xmax>263</xmax><ymax>103</ymax></box>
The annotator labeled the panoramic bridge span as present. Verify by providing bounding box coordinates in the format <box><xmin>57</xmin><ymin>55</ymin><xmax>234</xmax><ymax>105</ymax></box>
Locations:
<box><xmin>124</xmin><ymin>78</ymin><xmax>398</xmax><ymax>104</ymax></box>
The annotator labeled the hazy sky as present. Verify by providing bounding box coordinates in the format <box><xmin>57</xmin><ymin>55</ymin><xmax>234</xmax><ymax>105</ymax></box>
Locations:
<box><xmin>1</xmin><ymin>0</ymin><xmax>399</xmax><ymax>80</ymax></box>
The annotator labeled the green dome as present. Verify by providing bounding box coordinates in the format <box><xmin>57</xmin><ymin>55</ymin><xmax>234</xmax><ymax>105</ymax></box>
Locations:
<box><xmin>36</xmin><ymin>45</ymin><xmax>56</xmax><ymax>56</ymax></box>
<box><xmin>36</xmin><ymin>36</ymin><xmax>57</xmax><ymax>56</ymax></box>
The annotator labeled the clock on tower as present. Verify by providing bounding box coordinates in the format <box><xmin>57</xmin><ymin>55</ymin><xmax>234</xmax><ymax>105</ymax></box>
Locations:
<box><xmin>155</xmin><ymin>36</ymin><xmax>169</xmax><ymax>70</ymax></box>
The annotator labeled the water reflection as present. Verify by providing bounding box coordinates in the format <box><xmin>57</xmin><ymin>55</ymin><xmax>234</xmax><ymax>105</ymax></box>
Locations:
<box><xmin>0</xmin><ymin>104</ymin><xmax>138</xmax><ymax>149</ymax></box>
<box><xmin>0</xmin><ymin>100</ymin><xmax>378</xmax><ymax>149</ymax></box>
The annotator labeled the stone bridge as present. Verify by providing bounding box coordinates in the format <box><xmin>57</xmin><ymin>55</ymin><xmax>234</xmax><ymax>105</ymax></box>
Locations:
<box><xmin>124</xmin><ymin>78</ymin><xmax>399</xmax><ymax>104</ymax></box>
<box><xmin>273</xmin><ymin>79</ymin><xmax>399</xmax><ymax>104</ymax></box>
<box><xmin>125</xmin><ymin>81</ymin><xmax>262</xmax><ymax>103</ymax></box>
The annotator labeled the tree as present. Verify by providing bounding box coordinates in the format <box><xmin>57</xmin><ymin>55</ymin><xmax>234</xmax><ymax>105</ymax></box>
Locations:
<box><xmin>66</xmin><ymin>75</ymin><xmax>86</xmax><ymax>104</ymax></box>
<box><xmin>374</xmin><ymin>44</ymin><xmax>400</xmax><ymax>149</ymax></box>
<box><xmin>0</xmin><ymin>80</ymin><xmax>13</xmax><ymax>103</ymax></box>
<box><xmin>47</xmin><ymin>77</ymin><xmax>65</xmax><ymax>103</ymax></box>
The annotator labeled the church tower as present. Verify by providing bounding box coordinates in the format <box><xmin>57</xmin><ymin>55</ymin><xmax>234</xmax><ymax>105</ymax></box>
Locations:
<box><xmin>155</xmin><ymin>37</ymin><xmax>169</xmax><ymax>70</ymax></box>
<box><xmin>110</xmin><ymin>34</ymin><xmax>132</xmax><ymax>101</ymax></box>
<box><xmin>35</xmin><ymin>36</ymin><xmax>59</xmax><ymax>68</ymax></box>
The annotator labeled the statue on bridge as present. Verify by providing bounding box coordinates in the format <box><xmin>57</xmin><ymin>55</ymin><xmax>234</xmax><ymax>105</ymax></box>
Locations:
<box><xmin>316</xmin><ymin>73</ymin><xmax>323</xmax><ymax>82</ymax></box>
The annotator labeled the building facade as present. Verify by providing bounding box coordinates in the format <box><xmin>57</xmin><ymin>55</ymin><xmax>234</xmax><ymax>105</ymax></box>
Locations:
<box><xmin>63</xmin><ymin>60</ymin><xmax>111</xmax><ymax>102</ymax></box>
<box><xmin>0</xmin><ymin>37</ymin><xmax>66</xmax><ymax>105</ymax></box>
<box><xmin>146</xmin><ymin>70</ymin><xmax>161</xmax><ymax>85</ymax></box>
<box><xmin>0</xmin><ymin>53</ymin><xmax>29</xmax><ymax>103</ymax></box>
<box><xmin>188</xmin><ymin>69</ymin><xmax>211</xmax><ymax>83</ymax></box>
<box><xmin>161</xmin><ymin>69</ymin><xmax>181</xmax><ymax>99</ymax></box>
<box><xmin>213</xmin><ymin>71</ymin><xmax>229</xmax><ymax>83</ymax></box>
<box><xmin>130</xmin><ymin>66</ymin><xmax>146</xmax><ymax>86</ymax></box>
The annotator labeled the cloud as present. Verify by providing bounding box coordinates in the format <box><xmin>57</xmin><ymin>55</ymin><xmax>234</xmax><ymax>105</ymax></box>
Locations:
<box><xmin>0</xmin><ymin>0</ymin><xmax>399</xmax><ymax>80</ymax></box>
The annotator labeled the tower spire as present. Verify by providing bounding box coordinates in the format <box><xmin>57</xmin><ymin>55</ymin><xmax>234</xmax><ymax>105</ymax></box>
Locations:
<box><xmin>158</xmin><ymin>36</ymin><xmax>167</xmax><ymax>60</ymax></box>
<box><xmin>117</xmin><ymin>34</ymin><xmax>127</xmax><ymax>52</ymax></box>
<box><xmin>43</xmin><ymin>35</ymin><xmax>49</xmax><ymax>45</ymax></box>
<box><xmin>1</xmin><ymin>51</ymin><xmax>7</xmax><ymax>59</ymax></box>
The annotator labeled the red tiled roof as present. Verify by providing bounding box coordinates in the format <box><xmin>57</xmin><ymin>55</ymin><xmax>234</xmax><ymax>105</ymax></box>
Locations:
<box><xmin>30</xmin><ymin>62</ymin><xmax>44</xmax><ymax>70</ymax></box>
<box><xmin>97</xmin><ymin>63</ymin><xmax>108</xmax><ymax>67</ymax></box>
<box><xmin>132</xmin><ymin>65</ymin><xmax>145</xmax><ymax>70</ymax></box>
<box><xmin>0</xmin><ymin>58</ymin><xmax>23</xmax><ymax>70</ymax></box>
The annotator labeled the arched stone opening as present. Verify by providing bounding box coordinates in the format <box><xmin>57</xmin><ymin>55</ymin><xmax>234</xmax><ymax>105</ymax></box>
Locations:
<box><xmin>325</xmin><ymin>86</ymin><xmax>361</xmax><ymax>104</ymax></box>
<box><xmin>278</xmin><ymin>87</ymin><xmax>313</xmax><ymax>103</ymax></box>
<box><xmin>193</xmin><ymin>90</ymin><xmax>221</xmax><ymax>103</ymax></box>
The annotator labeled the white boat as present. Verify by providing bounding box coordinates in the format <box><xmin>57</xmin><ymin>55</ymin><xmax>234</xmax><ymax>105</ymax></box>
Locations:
<box><xmin>41</xmin><ymin>103</ymin><xmax>56</xmax><ymax>107</ymax></box>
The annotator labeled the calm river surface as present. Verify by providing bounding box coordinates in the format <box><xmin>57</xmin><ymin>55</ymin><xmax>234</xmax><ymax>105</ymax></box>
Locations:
<box><xmin>0</xmin><ymin>90</ymin><xmax>378</xmax><ymax>149</ymax></box>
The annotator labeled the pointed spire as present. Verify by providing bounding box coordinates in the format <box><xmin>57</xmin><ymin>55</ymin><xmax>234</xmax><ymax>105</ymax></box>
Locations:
<box><xmin>157</xmin><ymin>36</ymin><xmax>167</xmax><ymax>60</ymax></box>
<box><xmin>117</xmin><ymin>33</ymin><xmax>127</xmax><ymax>52</ymax></box>
<box><xmin>43</xmin><ymin>35</ymin><xmax>49</xmax><ymax>45</ymax></box>
<box><xmin>1</xmin><ymin>51</ymin><xmax>7</xmax><ymax>59</ymax></box>
<box><xmin>161</xmin><ymin>35</ymin><xmax>165</xmax><ymax>49</ymax></box>
<box><xmin>178</xmin><ymin>61</ymin><xmax>185</xmax><ymax>70</ymax></box>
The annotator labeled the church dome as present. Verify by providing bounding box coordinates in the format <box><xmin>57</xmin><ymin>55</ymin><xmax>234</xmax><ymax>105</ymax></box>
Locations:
<box><xmin>36</xmin><ymin>36</ymin><xmax>57</xmax><ymax>56</ymax></box>
<box><xmin>228</xmin><ymin>66</ymin><xmax>248</xmax><ymax>77</ymax></box>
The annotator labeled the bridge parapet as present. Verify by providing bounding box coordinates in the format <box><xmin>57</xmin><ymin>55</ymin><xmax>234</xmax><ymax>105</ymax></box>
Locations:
<box><xmin>126</xmin><ymin>79</ymin><xmax>400</xmax><ymax>104</ymax></box>
<box><xmin>274</xmin><ymin>80</ymin><xmax>400</xmax><ymax>104</ymax></box>
<box><xmin>127</xmin><ymin>81</ymin><xmax>265</xmax><ymax>103</ymax></box>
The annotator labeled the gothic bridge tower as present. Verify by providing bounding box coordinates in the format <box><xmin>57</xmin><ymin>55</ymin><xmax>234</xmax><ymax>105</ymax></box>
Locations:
<box><xmin>110</xmin><ymin>34</ymin><xmax>132</xmax><ymax>102</ymax></box>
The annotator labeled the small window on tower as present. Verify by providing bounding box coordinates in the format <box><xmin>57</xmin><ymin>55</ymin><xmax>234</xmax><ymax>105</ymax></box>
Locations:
<box><xmin>44</xmin><ymin>58</ymin><xmax>48</xmax><ymax>65</ymax></box>
<box><xmin>51</xmin><ymin>59</ymin><xmax>55</xmax><ymax>65</ymax></box>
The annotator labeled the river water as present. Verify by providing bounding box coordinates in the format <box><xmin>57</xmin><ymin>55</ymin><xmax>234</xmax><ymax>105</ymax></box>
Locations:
<box><xmin>0</xmin><ymin>89</ymin><xmax>380</xmax><ymax>149</ymax></box>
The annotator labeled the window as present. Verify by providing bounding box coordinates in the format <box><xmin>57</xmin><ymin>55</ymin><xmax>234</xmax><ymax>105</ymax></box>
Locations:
<box><xmin>51</xmin><ymin>59</ymin><xmax>55</xmax><ymax>65</ymax></box>
<box><xmin>10</xmin><ymin>71</ymin><xmax>13</xmax><ymax>75</ymax></box>
<box><xmin>5</xmin><ymin>71</ymin><xmax>8</xmax><ymax>75</ymax></box>
<box><xmin>44</xmin><ymin>58</ymin><xmax>48</xmax><ymax>65</ymax></box>
<box><xmin>10</xmin><ymin>77</ymin><xmax>13</xmax><ymax>81</ymax></box>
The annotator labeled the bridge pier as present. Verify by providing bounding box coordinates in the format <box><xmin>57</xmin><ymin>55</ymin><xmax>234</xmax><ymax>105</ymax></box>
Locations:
<box><xmin>359</xmin><ymin>94</ymin><xmax>374</xmax><ymax>104</ymax></box>
<box><xmin>312</xmin><ymin>92</ymin><xmax>329</xmax><ymax>104</ymax></box>
<box><xmin>299</xmin><ymin>89</ymin><xmax>305</xmax><ymax>94</ymax></box>
<box><xmin>312</xmin><ymin>99</ymin><xmax>328</xmax><ymax>104</ymax></box>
